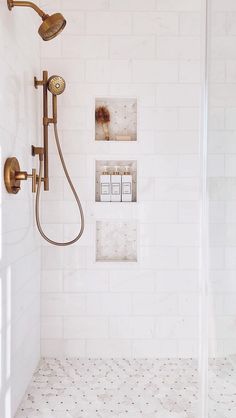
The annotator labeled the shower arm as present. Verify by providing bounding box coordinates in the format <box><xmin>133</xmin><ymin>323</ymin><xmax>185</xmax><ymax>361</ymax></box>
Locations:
<box><xmin>7</xmin><ymin>1</ymin><xmax>49</xmax><ymax>20</ymax></box>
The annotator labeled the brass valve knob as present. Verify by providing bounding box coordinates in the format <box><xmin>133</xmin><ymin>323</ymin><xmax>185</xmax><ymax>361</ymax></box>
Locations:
<box><xmin>4</xmin><ymin>157</ymin><xmax>39</xmax><ymax>194</ymax></box>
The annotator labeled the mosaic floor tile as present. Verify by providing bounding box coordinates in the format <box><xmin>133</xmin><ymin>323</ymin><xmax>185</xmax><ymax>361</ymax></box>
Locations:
<box><xmin>15</xmin><ymin>357</ymin><xmax>236</xmax><ymax>418</ymax></box>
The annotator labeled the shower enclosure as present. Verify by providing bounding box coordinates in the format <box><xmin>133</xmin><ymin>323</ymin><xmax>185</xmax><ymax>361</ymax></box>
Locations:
<box><xmin>1</xmin><ymin>0</ymin><xmax>236</xmax><ymax>417</ymax></box>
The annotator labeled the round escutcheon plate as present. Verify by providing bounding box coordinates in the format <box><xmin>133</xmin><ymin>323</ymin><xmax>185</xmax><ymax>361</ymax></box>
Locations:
<box><xmin>4</xmin><ymin>157</ymin><xmax>21</xmax><ymax>194</ymax></box>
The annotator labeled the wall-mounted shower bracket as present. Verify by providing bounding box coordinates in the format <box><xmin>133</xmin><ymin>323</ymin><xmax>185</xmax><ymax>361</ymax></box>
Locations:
<box><xmin>4</xmin><ymin>157</ymin><xmax>40</xmax><ymax>194</ymax></box>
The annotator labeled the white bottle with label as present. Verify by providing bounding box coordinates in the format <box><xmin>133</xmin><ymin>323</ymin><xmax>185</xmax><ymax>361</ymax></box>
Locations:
<box><xmin>111</xmin><ymin>168</ymin><xmax>121</xmax><ymax>202</ymax></box>
<box><xmin>122</xmin><ymin>168</ymin><xmax>133</xmax><ymax>202</ymax></box>
<box><xmin>100</xmin><ymin>168</ymin><xmax>111</xmax><ymax>202</ymax></box>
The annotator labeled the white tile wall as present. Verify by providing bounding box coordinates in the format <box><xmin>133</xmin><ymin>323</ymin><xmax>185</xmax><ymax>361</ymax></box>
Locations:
<box><xmin>0</xmin><ymin>1</ymin><xmax>40</xmax><ymax>416</ymax></box>
<box><xmin>208</xmin><ymin>2</ymin><xmax>236</xmax><ymax>357</ymax></box>
<box><xmin>40</xmin><ymin>0</ymin><xmax>202</xmax><ymax>358</ymax></box>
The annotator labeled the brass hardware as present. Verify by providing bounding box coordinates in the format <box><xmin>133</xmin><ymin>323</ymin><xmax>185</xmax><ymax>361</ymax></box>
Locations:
<box><xmin>34</xmin><ymin>71</ymin><xmax>66</xmax><ymax>190</ymax></box>
<box><xmin>38</xmin><ymin>13</ymin><xmax>66</xmax><ymax>42</ymax></box>
<box><xmin>4</xmin><ymin>157</ymin><xmax>40</xmax><ymax>194</ymax></box>
<box><xmin>31</xmin><ymin>168</ymin><xmax>37</xmax><ymax>193</ymax></box>
<box><xmin>7</xmin><ymin>1</ymin><xmax>66</xmax><ymax>41</ymax></box>
<box><xmin>34</xmin><ymin>76</ymin><xmax>44</xmax><ymax>89</ymax></box>
<box><xmin>32</xmin><ymin>145</ymin><xmax>44</xmax><ymax>157</ymax></box>
<box><xmin>48</xmin><ymin>76</ymin><xmax>66</xmax><ymax>96</ymax></box>
<box><xmin>4</xmin><ymin>157</ymin><xmax>21</xmax><ymax>194</ymax></box>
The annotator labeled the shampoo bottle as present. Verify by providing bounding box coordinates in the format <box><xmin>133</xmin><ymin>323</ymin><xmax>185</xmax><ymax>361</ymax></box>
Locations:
<box><xmin>100</xmin><ymin>167</ymin><xmax>111</xmax><ymax>202</ymax></box>
<box><xmin>111</xmin><ymin>167</ymin><xmax>121</xmax><ymax>202</ymax></box>
<box><xmin>122</xmin><ymin>167</ymin><xmax>133</xmax><ymax>202</ymax></box>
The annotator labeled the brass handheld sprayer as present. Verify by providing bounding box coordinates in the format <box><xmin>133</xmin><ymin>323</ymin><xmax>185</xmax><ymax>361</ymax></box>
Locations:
<box><xmin>4</xmin><ymin>71</ymin><xmax>85</xmax><ymax>246</ymax></box>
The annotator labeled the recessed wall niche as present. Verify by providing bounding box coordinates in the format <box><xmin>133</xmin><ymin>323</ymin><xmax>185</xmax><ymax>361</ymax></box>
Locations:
<box><xmin>95</xmin><ymin>98</ymin><xmax>137</xmax><ymax>141</ymax></box>
<box><xmin>96</xmin><ymin>221</ymin><xmax>137</xmax><ymax>262</ymax></box>
<box><xmin>95</xmin><ymin>160</ymin><xmax>137</xmax><ymax>202</ymax></box>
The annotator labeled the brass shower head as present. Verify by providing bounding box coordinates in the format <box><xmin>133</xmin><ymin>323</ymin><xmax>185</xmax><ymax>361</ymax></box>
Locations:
<box><xmin>7</xmin><ymin>1</ymin><xmax>66</xmax><ymax>41</ymax></box>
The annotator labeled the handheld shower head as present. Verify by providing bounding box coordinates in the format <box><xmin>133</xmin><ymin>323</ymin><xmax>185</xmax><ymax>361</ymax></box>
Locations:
<box><xmin>47</xmin><ymin>76</ymin><xmax>66</xmax><ymax>95</ymax></box>
<box><xmin>39</xmin><ymin>13</ymin><xmax>66</xmax><ymax>41</ymax></box>
<box><xmin>7</xmin><ymin>1</ymin><xmax>66</xmax><ymax>41</ymax></box>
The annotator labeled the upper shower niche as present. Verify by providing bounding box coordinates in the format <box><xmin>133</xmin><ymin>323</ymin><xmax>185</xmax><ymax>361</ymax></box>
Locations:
<box><xmin>95</xmin><ymin>98</ymin><xmax>137</xmax><ymax>141</ymax></box>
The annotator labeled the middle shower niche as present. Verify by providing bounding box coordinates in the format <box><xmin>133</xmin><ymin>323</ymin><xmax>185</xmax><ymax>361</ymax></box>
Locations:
<box><xmin>95</xmin><ymin>160</ymin><xmax>137</xmax><ymax>203</ymax></box>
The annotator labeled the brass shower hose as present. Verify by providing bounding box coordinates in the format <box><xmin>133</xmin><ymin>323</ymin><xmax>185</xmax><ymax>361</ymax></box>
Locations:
<box><xmin>36</xmin><ymin>123</ymin><xmax>85</xmax><ymax>246</ymax></box>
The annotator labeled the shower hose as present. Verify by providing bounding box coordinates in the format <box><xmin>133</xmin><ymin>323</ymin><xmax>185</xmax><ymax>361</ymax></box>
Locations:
<box><xmin>35</xmin><ymin>123</ymin><xmax>85</xmax><ymax>246</ymax></box>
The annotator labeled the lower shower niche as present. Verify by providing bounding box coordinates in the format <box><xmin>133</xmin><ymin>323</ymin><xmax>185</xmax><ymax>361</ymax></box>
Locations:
<box><xmin>96</xmin><ymin>220</ymin><xmax>137</xmax><ymax>262</ymax></box>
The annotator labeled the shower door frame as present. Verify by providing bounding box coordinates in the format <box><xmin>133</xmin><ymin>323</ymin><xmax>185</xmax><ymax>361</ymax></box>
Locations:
<box><xmin>199</xmin><ymin>0</ymin><xmax>209</xmax><ymax>416</ymax></box>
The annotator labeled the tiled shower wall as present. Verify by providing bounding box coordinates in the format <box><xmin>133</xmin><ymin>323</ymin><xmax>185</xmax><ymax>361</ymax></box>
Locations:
<box><xmin>0</xmin><ymin>0</ymin><xmax>41</xmax><ymax>416</ymax></box>
<box><xmin>208</xmin><ymin>0</ymin><xmax>236</xmax><ymax>357</ymax></box>
<box><xmin>40</xmin><ymin>0</ymin><xmax>202</xmax><ymax>358</ymax></box>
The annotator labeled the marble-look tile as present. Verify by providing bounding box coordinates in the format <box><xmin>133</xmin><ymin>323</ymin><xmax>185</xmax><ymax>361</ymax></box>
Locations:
<box><xmin>15</xmin><ymin>358</ymin><xmax>198</xmax><ymax>418</ymax></box>
<box><xmin>15</xmin><ymin>357</ymin><xmax>236</xmax><ymax>418</ymax></box>
<box><xmin>96</xmin><ymin>221</ymin><xmax>137</xmax><ymax>261</ymax></box>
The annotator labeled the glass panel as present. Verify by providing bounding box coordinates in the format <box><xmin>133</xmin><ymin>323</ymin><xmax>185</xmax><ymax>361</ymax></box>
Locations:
<box><xmin>207</xmin><ymin>0</ymin><xmax>236</xmax><ymax>416</ymax></box>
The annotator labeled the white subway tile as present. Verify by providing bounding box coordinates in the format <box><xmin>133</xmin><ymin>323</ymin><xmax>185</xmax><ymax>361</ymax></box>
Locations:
<box><xmin>179</xmin><ymin>107</ymin><xmax>200</xmax><ymax>131</ymax></box>
<box><xmin>64</xmin><ymin>317</ymin><xmax>109</xmax><ymax>338</ymax></box>
<box><xmin>41</xmin><ymin>317</ymin><xmax>63</xmax><ymax>339</ymax></box>
<box><xmin>62</xmin><ymin>36</ymin><xmax>109</xmax><ymax>58</ymax></box>
<box><xmin>156</xmin><ymin>316</ymin><xmax>198</xmax><ymax>339</ymax></box>
<box><xmin>209</xmin><ymin>247</ymin><xmax>225</xmax><ymax>270</ymax></box>
<box><xmin>64</xmin><ymin>340</ymin><xmax>86</xmax><ymax>357</ymax></box>
<box><xmin>178</xmin><ymin>155</ymin><xmax>200</xmax><ymax>177</ymax></box>
<box><xmin>155</xmin><ymin>178</ymin><xmax>200</xmax><ymax>201</ymax></box>
<box><xmin>110</xmin><ymin>36</ymin><xmax>156</xmax><ymax>59</ymax></box>
<box><xmin>179</xmin><ymin>13</ymin><xmax>201</xmax><ymax>36</ymax></box>
<box><xmin>225</xmin><ymin>108</ymin><xmax>236</xmax><ymax>129</ymax></box>
<box><xmin>86</xmin><ymin>12</ymin><xmax>132</xmax><ymax>35</ymax></box>
<box><xmin>179</xmin><ymin>60</ymin><xmax>201</xmax><ymax>82</ymax></box>
<box><xmin>87</xmin><ymin>293</ymin><xmax>132</xmax><ymax>315</ymax></box>
<box><xmin>157</xmin><ymin>37</ymin><xmax>201</xmax><ymax>60</ymax></box>
<box><xmin>208</xmin><ymin>155</ymin><xmax>225</xmax><ymax>177</ymax></box>
<box><xmin>64</xmin><ymin>269</ymin><xmax>109</xmax><ymax>292</ymax></box>
<box><xmin>156</xmin><ymin>84</ymin><xmax>201</xmax><ymax>107</ymax></box>
<box><xmin>87</xmin><ymin>339</ymin><xmax>132</xmax><ymax>357</ymax></box>
<box><xmin>110</xmin><ymin>317</ymin><xmax>154</xmax><ymax>339</ymax></box>
<box><xmin>86</xmin><ymin>60</ymin><xmax>132</xmax><ymax>83</ymax></box>
<box><xmin>155</xmin><ymin>131</ymin><xmax>199</xmax><ymax>154</ymax></box>
<box><xmin>63</xmin><ymin>11</ymin><xmax>86</xmax><ymax>35</ymax></box>
<box><xmin>133</xmin><ymin>12</ymin><xmax>179</xmax><ymax>35</ymax></box>
<box><xmin>133</xmin><ymin>60</ymin><xmax>178</xmax><ymax>83</ymax></box>
<box><xmin>139</xmin><ymin>155</ymin><xmax>178</xmax><ymax>178</ymax></box>
<box><xmin>110</xmin><ymin>0</ymin><xmax>155</xmax><ymax>10</ymax></box>
<box><xmin>109</xmin><ymin>270</ymin><xmax>155</xmax><ymax>293</ymax></box>
<box><xmin>156</xmin><ymin>0</ymin><xmax>201</xmax><ymax>12</ymax></box>
<box><xmin>41</xmin><ymin>270</ymin><xmax>63</xmax><ymax>293</ymax></box>
<box><xmin>138</xmin><ymin>202</ymin><xmax>179</xmax><ymax>223</ymax></box>
<box><xmin>41</xmin><ymin>339</ymin><xmax>64</xmax><ymax>357</ymax></box>
<box><xmin>179</xmin><ymin>293</ymin><xmax>199</xmax><ymax>315</ymax></box>
<box><xmin>133</xmin><ymin>293</ymin><xmax>179</xmax><ymax>315</ymax></box>
<box><xmin>179</xmin><ymin>247</ymin><xmax>199</xmax><ymax>269</ymax></box>
<box><xmin>155</xmin><ymin>270</ymin><xmax>199</xmax><ymax>293</ymax></box>
<box><xmin>140</xmin><ymin>246</ymin><xmax>179</xmax><ymax>269</ymax></box>
<box><xmin>133</xmin><ymin>339</ymin><xmax>179</xmax><ymax>357</ymax></box>
<box><xmin>61</xmin><ymin>0</ymin><xmax>109</xmax><ymax>10</ymax></box>
<box><xmin>226</xmin><ymin>60</ymin><xmax>236</xmax><ymax>82</ymax></box>
<box><xmin>179</xmin><ymin>201</ymin><xmax>200</xmax><ymax>224</ymax></box>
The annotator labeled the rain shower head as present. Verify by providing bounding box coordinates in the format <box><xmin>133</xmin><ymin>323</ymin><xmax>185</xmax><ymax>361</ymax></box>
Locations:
<box><xmin>7</xmin><ymin>1</ymin><xmax>66</xmax><ymax>41</ymax></box>
<box><xmin>38</xmin><ymin>13</ymin><xmax>66</xmax><ymax>41</ymax></box>
<box><xmin>47</xmin><ymin>75</ymin><xmax>66</xmax><ymax>95</ymax></box>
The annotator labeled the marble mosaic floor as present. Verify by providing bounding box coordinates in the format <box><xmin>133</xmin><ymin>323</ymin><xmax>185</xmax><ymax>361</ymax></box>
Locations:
<box><xmin>15</xmin><ymin>357</ymin><xmax>236</xmax><ymax>418</ymax></box>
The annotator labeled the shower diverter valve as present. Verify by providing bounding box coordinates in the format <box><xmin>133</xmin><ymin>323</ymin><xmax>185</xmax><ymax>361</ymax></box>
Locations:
<box><xmin>4</xmin><ymin>157</ymin><xmax>37</xmax><ymax>194</ymax></box>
